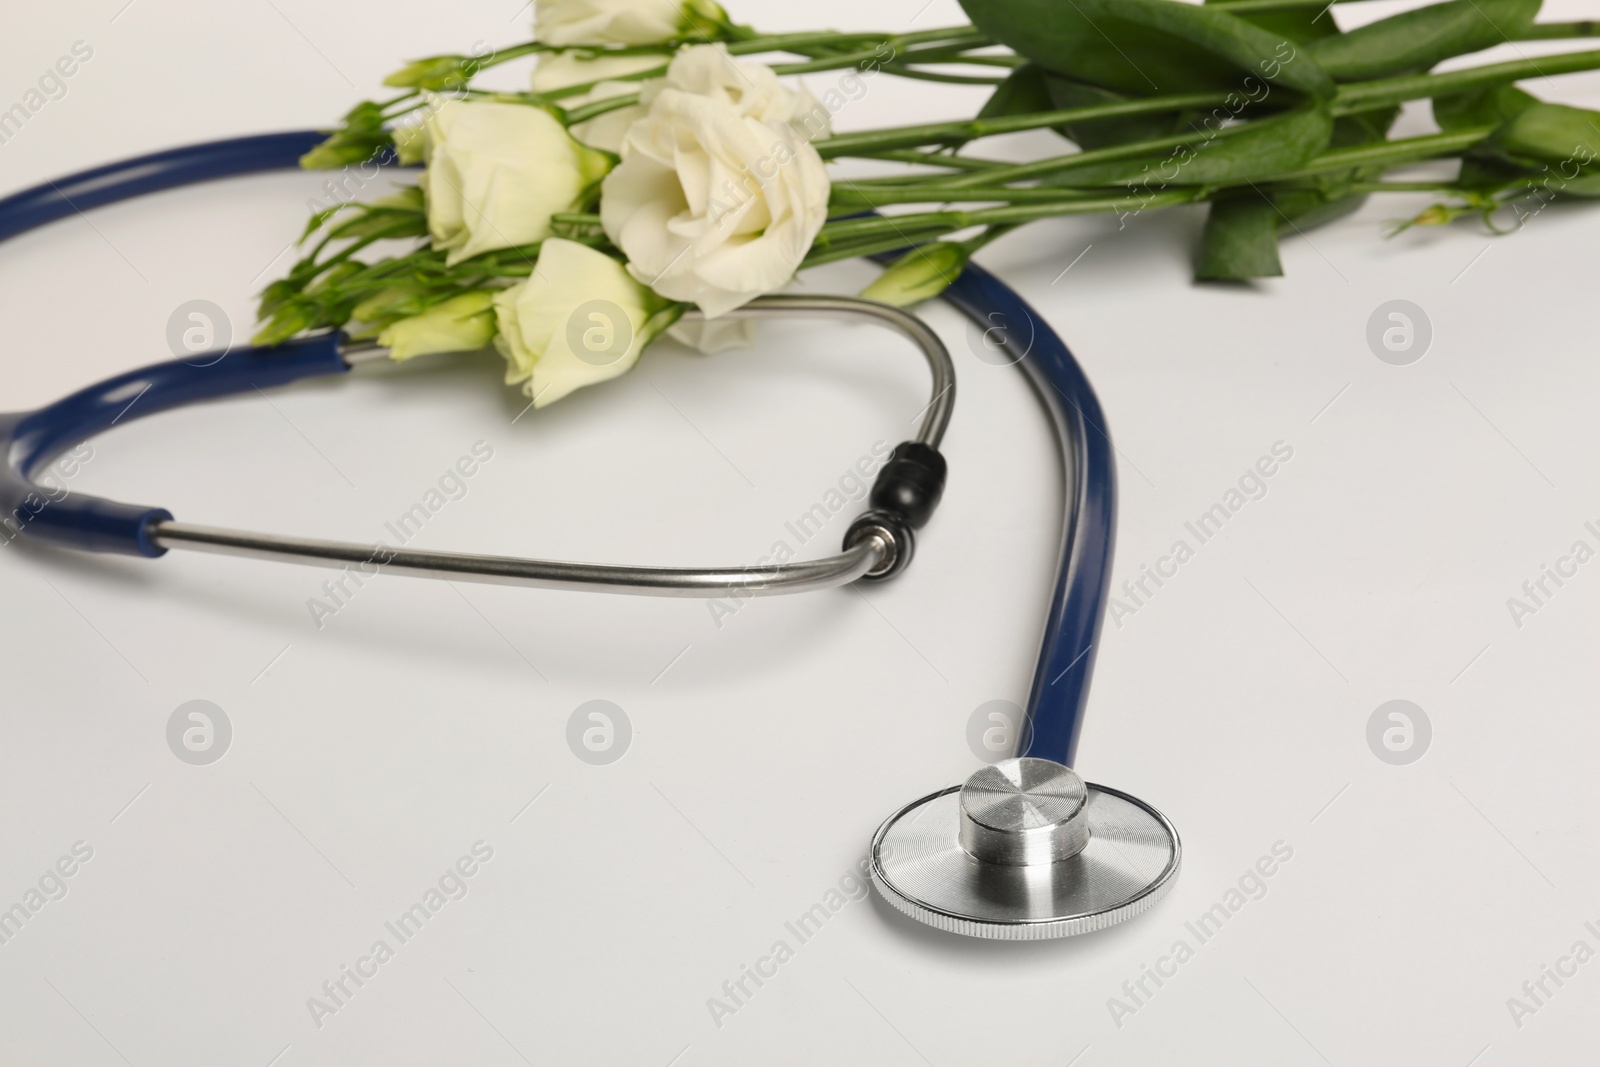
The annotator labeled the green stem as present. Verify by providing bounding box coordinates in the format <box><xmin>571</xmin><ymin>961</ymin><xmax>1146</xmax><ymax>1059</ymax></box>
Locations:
<box><xmin>816</xmin><ymin>91</ymin><xmax>1226</xmax><ymax>158</ymax></box>
<box><xmin>801</xmin><ymin>229</ymin><xmax>963</xmax><ymax>268</ymax></box>
<box><xmin>815</xmin><ymin>47</ymin><xmax>1600</xmax><ymax>159</ymax></box>
<box><xmin>733</xmin><ymin>25</ymin><xmax>979</xmax><ymax>55</ymax></box>
<box><xmin>958</xmin><ymin>223</ymin><xmax>1020</xmax><ymax>253</ymax></box>
<box><xmin>770</xmin><ymin>32</ymin><xmax>991</xmax><ymax>75</ymax></box>
<box><xmin>833</xmin><ymin>184</ymin><xmax>1107</xmax><ymax>205</ymax></box>
<box><xmin>563</xmin><ymin>93</ymin><xmax>641</xmax><ymax>124</ymax></box>
<box><xmin>896</xmin><ymin>54</ymin><xmax>1024</xmax><ymax>69</ymax></box>
<box><xmin>940</xmin><ymin>120</ymin><xmax>1264</xmax><ymax>188</ymax></box>
<box><xmin>835</xmin><ymin>149</ymin><xmax>1014</xmax><ymax>170</ymax></box>
<box><xmin>874</xmin><ymin>65</ymin><xmax>1006</xmax><ymax>85</ymax></box>
<box><xmin>1333</xmin><ymin>48</ymin><xmax>1600</xmax><ymax>112</ymax></box>
<box><xmin>479</xmin><ymin>42</ymin><xmax>544</xmax><ymax>69</ymax></box>
<box><xmin>1343</xmin><ymin>180</ymin><xmax>1467</xmax><ymax>193</ymax></box>
<box><xmin>1512</xmin><ymin>20</ymin><xmax>1600</xmax><ymax>40</ymax></box>
<box><xmin>542</xmin><ymin>25</ymin><xmax>980</xmax><ymax>101</ymax></box>
<box><xmin>815</xmin><ymin>189</ymin><xmax>1200</xmax><ymax>246</ymax></box>
<box><xmin>1205</xmin><ymin>0</ymin><xmax>1363</xmax><ymax>10</ymax></box>
<box><xmin>1263</xmin><ymin>126</ymin><xmax>1495</xmax><ymax>180</ymax></box>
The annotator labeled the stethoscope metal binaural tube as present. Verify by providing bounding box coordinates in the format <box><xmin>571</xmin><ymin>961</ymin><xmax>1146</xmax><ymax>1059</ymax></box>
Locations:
<box><xmin>146</xmin><ymin>295</ymin><xmax>955</xmax><ymax>597</ymax></box>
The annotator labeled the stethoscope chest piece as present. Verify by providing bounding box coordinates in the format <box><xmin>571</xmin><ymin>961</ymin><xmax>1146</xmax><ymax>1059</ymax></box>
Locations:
<box><xmin>870</xmin><ymin>758</ymin><xmax>1180</xmax><ymax>940</ymax></box>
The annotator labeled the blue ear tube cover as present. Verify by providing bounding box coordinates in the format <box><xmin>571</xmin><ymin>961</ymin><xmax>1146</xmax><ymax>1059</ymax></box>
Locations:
<box><xmin>0</xmin><ymin>131</ymin><xmax>1114</xmax><ymax>764</ymax></box>
<box><xmin>0</xmin><ymin>132</ymin><xmax>351</xmax><ymax>558</ymax></box>
<box><xmin>0</xmin><ymin>334</ymin><xmax>349</xmax><ymax>557</ymax></box>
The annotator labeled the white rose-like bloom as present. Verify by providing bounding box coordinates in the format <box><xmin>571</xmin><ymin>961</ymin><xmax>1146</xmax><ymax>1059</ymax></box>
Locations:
<box><xmin>418</xmin><ymin>98</ymin><xmax>611</xmax><ymax>265</ymax></box>
<box><xmin>493</xmin><ymin>239</ymin><xmax>674</xmax><ymax>406</ymax></box>
<box><xmin>641</xmin><ymin>45</ymin><xmax>831</xmax><ymax>140</ymax></box>
<box><xmin>601</xmin><ymin>89</ymin><xmax>830</xmax><ymax>319</ymax></box>
<box><xmin>532</xmin><ymin>51</ymin><xmax>662</xmax><ymax>154</ymax></box>
<box><xmin>536</xmin><ymin>0</ymin><xmax>723</xmax><ymax>46</ymax></box>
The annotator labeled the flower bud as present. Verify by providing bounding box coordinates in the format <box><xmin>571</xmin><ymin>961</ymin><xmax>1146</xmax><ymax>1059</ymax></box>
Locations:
<box><xmin>681</xmin><ymin>0</ymin><xmax>732</xmax><ymax>38</ymax></box>
<box><xmin>378</xmin><ymin>292</ymin><xmax>498</xmax><ymax>362</ymax></box>
<box><xmin>299</xmin><ymin>133</ymin><xmax>389</xmax><ymax>171</ymax></box>
<box><xmin>393</xmin><ymin>125</ymin><xmax>428</xmax><ymax>166</ymax></box>
<box><xmin>384</xmin><ymin>55</ymin><xmax>479</xmax><ymax>92</ymax></box>
<box><xmin>536</xmin><ymin>0</ymin><xmax>729</xmax><ymax>46</ymax></box>
<box><xmin>860</xmin><ymin>243</ymin><xmax>968</xmax><ymax>307</ymax></box>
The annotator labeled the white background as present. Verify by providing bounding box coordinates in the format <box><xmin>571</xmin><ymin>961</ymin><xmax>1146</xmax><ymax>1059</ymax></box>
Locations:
<box><xmin>3</xmin><ymin>1</ymin><xmax>1599</xmax><ymax>1064</ymax></box>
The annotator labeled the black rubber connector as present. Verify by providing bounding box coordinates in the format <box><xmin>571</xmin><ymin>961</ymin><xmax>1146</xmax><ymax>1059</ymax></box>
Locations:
<box><xmin>845</xmin><ymin>510</ymin><xmax>915</xmax><ymax>582</ymax></box>
<box><xmin>868</xmin><ymin>441</ymin><xmax>947</xmax><ymax>530</ymax></box>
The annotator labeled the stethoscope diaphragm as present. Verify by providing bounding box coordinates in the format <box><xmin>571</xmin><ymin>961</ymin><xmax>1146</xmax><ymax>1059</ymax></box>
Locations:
<box><xmin>870</xmin><ymin>758</ymin><xmax>1180</xmax><ymax>940</ymax></box>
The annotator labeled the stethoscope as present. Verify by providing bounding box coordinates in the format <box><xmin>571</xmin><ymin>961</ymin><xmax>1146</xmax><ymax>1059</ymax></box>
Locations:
<box><xmin>0</xmin><ymin>131</ymin><xmax>1179</xmax><ymax>940</ymax></box>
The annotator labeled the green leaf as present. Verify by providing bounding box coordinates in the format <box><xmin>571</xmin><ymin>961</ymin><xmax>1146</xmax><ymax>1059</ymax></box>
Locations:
<box><xmin>978</xmin><ymin>63</ymin><xmax>1056</xmax><ymax>121</ymax></box>
<box><xmin>306</xmin><ymin>261</ymin><xmax>364</xmax><ymax>296</ymax></box>
<box><xmin>1304</xmin><ymin>0</ymin><xmax>1542</xmax><ymax>81</ymax></box>
<box><xmin>1492</xmin><ymin>101</ymin><xmax>1600</xmax><ymax>169</ymax></box>
<box><xmin>1046</xmin><ymin>104</ymin><xmax>1335</xmax><ymax>187</ymax></box>
<box><xmin>1331</xmin><ymin>105</ymin><xmax>1401</xmax><ymax>149</ymax></box>
<box><xmin>1433</xmin><ymin>83</ymin><xmax>1539</xmax><ymax>130</ymax></box>
<box><xmin>299</xmin><ymin>203</ymin><xmax>356</xmax><ymax>243</ymax></box>
<box><xmin>1456</xmin><ymin>155</ymin><xmax>1535</xmax><ymax>190</ymax></box>
<box><xmin>1042</xmin><ymin>75</ymin><xmax>1202</xmax><ymax>150</ymax></box>
<box><xmin>957</xmin><ymin>0</ymin><xmax>1335</xmax><ymax>98</ymax></box>
<box><xmin>1272</xmin><ymin>186</ymin><xmax>1367</xmax><ymax>228</ymax></box>
<box><xmin>329</xmin><ymin>208</ymin><xmax>429</xmax><ymax>241</ymax></box>
<box><xmin>1205</xmin><ymin>0</ymin><xmax>1341</xmax><ymax>44</ymax></box>
<box><xmin>1250</xmin><ymin>104</ymin><xmax>1398</xmax><ymax>233</ymax></box>
<box><xmin>1196</xmin><ymin>193</ymin><xmax>1282</xmax><ymax>279</ymax></box>
<box><xmin>253</xmin><ymin>302</ymin><xmax>318</xmax><ymax>347</ymax></box>
<box><xmin>1557</xmin><ymin>173</ymin><xmax>1600</xmax><ymax>197</ymax></box>
<box><xmin>257</xmin><ymin>278</ymin><xmax>303</xmax><ymax>319</ymax></box>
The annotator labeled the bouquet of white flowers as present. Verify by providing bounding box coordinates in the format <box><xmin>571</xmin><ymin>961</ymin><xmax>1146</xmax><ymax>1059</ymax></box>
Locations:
<box><xmin>255</xmin><ymin>0</ymin><xmax>1600</xmax><ymax>406</ymax></box>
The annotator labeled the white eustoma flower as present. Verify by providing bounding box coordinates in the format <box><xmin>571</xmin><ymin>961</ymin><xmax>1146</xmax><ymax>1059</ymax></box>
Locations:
<box><xmin>601</xmin><ymin>84</ymin><xmax>830</xmax><ymax>319</ymax></box>
<box><xmin>493</xmin><ymin>239</ymin><xmax>674</xmax><ymax>406</ymax></box>
<box><xmin>641</xmin><ymin>45</ymin><xmax>830</xmax><ymax>140</ymax></box>
<box><xmin>533</xmin><ymin>50</ymin><xmax>662</xmax><ymax>153</ymax></box>
<box><xmin>418</xmin><ymin>98</ymin><xmax>611</xmax><ymax>265</ymax></box>
<box><xmin>536</xmin><ymin>0</ymin><xmax>726</xmax><ymax>46</ymax></box>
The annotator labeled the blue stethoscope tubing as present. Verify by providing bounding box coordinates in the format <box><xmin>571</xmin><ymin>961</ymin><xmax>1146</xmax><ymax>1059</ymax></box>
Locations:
<box><xmin>0</xmin><ymin>132</ymin><xmax>1115</xmax><ymax>768</ymax></box>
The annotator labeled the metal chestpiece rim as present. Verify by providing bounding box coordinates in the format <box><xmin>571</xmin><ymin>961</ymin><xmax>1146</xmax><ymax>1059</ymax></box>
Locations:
<box><xmin>870</xmin><ymin>757</ymin><xmax>1181</xmax><ymax>940</ymax></box>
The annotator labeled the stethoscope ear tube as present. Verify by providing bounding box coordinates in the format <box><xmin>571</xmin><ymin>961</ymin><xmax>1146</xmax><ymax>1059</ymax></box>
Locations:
<box><xmin>0</xmin><ymin>131</ymin><xmax>329</xmax><ymax>245</ymax></box>
<box><xmin>0</xmin><ymin>334</ymin><xmax>350</xmax><ymax>556</ymax></box>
